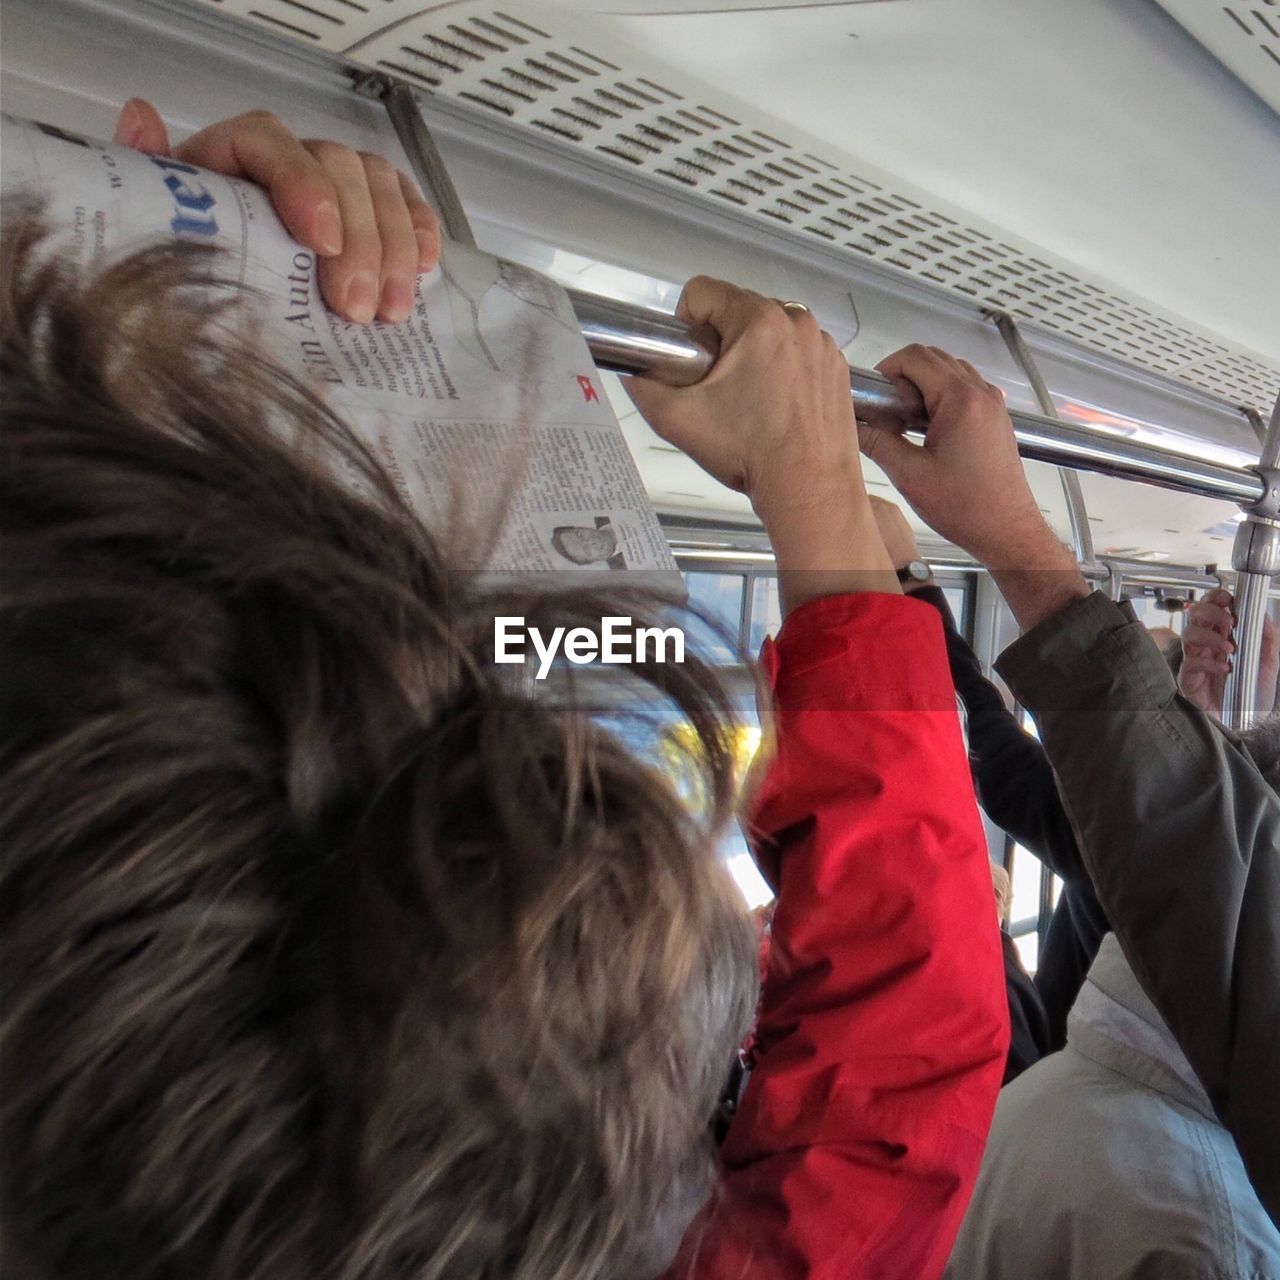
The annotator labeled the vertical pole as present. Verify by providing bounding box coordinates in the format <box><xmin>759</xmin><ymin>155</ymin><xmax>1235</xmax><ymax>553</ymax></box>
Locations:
<box><xmin>990</xmin><ymin>311</ymin><xmax>1096</xmax><ymax>567</ymax></box>
<box><xmin>1243</xmin><ymin>405</ymin><xmax>1267</xmax><ymax>446</ymax></box>
<box><xmin>1036</xmin><ymin>860</ymin><xmax>1055</xmax><ymax>958</ymax></box>
<box><xmin>1223</xmin><ymin>570</ymin><xmax>1272</xmax><ymax>728</ymax></box>
<box><xmin>382</xmin><ymin>81</ymin><xmax>477</xmax><ymax>249</ymax></box>
<box><xmin>1222</xmin><ymin>392</ymin><xmax>1280</xmax><ymax>730</ymax></box>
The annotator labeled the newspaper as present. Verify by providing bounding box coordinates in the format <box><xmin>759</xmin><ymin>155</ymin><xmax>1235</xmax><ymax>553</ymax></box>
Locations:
<box><xmin>0</xmin><ymin>115</ymin><xmax>678</xmax><ymax>576</ymax></box>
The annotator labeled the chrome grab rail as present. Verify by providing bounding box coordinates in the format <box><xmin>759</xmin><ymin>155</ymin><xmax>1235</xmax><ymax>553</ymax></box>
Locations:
<box><xmin>564</xmin><ymin>288</ymin><xmax>1267</xmax><ymax>509</ymax></box>
<box><xmin>373</xmin><ymin>73</ymin><xmax>1266</xmax><ymax>512</ymax></box>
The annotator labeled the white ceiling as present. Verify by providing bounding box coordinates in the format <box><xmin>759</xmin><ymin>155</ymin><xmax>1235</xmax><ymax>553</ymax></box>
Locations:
<box><xmin>573</xmin><ymin>0</ymin><xmax>1280</xmax><ymax>366</ymax></box>
<box><xmin>1153</xmin><ymin>1</ymin><xmax>1280</xmax><ymax>119</ymax></box>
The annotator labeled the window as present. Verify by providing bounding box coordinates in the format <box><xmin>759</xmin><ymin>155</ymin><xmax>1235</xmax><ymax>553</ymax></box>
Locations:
<box><xmin>682</xmin><ymin>571</ymin><xmax>746</xmax><ymax>664</ymax></box>
<box><xmin>748</xmin><ymin>575</ymin><xmax>782</xmax><ymax>652</ymax></box>
<box><xmin>682</xmin><ymin>568</ymin><xmax>770</xmax><ymax>907</ymax></box>
<box><xmin>1124</xmin><ymin>594</ymin><xmax>1186</xmax><ymax>633</ymax></box>
<box><xmin>1002</xmin><ymin>709</ymin><xmax>1061</xmax><ymax>973</ymax></box>
<box><xmin>940</xmin><ymin>584</ymin><xmax>969</xmax><ymax>633</ymax></box>
<box><xmin>1007</xmin><ymin>849</ymin><xmax>1060</xmax><ymax>972</ymax></box>
<box><xmin>672</xmin><ymin>564</ymin><xmax>977</xmax><ymax>911</ymax></box>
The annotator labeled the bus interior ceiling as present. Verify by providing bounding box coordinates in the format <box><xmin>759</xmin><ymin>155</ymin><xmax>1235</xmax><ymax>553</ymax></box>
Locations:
<box><xmin>3</xmin><ymin>0</ymin><xmax>1278</xmax><ymax>576</ymax></box>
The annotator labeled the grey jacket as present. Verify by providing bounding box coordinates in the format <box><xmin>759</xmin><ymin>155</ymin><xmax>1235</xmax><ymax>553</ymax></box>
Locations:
<box><xmin>995</xmin><ymin>591</ymin><xmax>1280</xmax><ymax>1225</ymax></box>
<box><xmin>946</xmin><ymin>935</ymin><xmax>1280</xmax><ymax>1280</ymax></box>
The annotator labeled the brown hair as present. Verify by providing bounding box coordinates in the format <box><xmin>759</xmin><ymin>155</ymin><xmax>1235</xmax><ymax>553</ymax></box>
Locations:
<box><xmin>0</xmin><ymin>207</ymin><xmax>757</xmax><ymax>1280</ymax></box>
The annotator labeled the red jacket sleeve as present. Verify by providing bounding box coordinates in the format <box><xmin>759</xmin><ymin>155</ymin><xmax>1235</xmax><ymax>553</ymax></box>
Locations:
<box><xmin>670</xmin><ymin>593</ymin><xmax>1008</xmax><ymax>1280</ymax></box>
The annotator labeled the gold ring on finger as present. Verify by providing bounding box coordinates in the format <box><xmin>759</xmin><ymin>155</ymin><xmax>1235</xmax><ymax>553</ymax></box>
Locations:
<box><xmin>780</xmin><ymin>300</ymin><xmax>810</xmax><ymax>315</ymax></box>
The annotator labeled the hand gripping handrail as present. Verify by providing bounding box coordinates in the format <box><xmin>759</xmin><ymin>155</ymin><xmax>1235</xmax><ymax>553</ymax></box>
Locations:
<box><xmin>566</xmin><ymin>288</ymin><xmax>1267</xmax><ymax>508</ymax></box>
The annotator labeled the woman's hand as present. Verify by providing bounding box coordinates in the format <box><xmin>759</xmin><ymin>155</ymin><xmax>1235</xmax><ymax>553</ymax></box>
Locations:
<box><xmin>625</xmin><ymin>277</ymin><xmax>896</xmax><ymax>612</ymax></box>
<box><xmin>114</xmin><ymin>99</ymin><xmax>441</xmax><ymax>325</ymax></box>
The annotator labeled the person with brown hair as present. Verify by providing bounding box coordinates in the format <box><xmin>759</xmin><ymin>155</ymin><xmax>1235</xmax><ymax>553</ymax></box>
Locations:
<box><xmin>1</xmin><ymin>104</ymin><xmax>1008</xmax><ymax>1280</ymax></box>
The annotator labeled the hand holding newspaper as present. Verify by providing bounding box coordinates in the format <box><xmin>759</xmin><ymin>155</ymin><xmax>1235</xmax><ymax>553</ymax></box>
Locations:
<box><xmin>0</xmin><ymin>114</ymin><xmax>678</xmax><ymax>575</ymax></box>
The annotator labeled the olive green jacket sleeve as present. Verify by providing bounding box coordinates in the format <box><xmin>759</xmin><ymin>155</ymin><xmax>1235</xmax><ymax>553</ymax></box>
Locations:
<box><xmin>995</xmin><ymin>590</ymin><xmax>1280</xmax><ymax>1226</ymax></box>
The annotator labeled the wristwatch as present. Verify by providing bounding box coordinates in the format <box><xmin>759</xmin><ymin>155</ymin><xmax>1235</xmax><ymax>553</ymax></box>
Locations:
<box><xmin>896</xmin><ymin>559</ymin><xmax>932</xmax><ymax>586</ymax></box>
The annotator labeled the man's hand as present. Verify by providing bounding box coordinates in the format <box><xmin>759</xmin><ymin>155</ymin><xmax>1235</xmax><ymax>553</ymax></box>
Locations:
<box><xmin>625</xmin><ymin>278</ymin><xmax>897</xmax><ymax>613</ymax></box>
<box><xmin>114</xmin><ymin>99</ymin><xmax>441</xmax><ymax>325</ymax></box>
<box><xmin>1180</xmin><ymin>588</ymin><xmax>1280</xmax><ymax>721</ymax></box>
<box><xmin>860</xmin><ymin>343</ymin><xmax>1089</xmax><ymax>630</ymax></box>
<box><xmin>859</xmin><ymin>345</ymin><xmax>1048</xmax><ymax>565</ymax></box>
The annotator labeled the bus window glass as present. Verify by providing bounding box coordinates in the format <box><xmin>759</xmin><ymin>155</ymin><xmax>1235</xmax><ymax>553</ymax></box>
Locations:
<box><xmin>748</xmin><ymin>575</ymin><xmax>782</xmax><ymax>653</ymax></box>
<box><xmin>601</xmin><ymin>567</ymin><xmax>772</xmax><ymax>908</ymax></box>
<box><xmin>682</xmin><ymin>570</ymin><xmax>745</xmax><ymax>665</ymax></box>
<box><xmin>941</xmin><ymin>584</ymin><xmax>968</xmax><ymax>630</ymax></box>
<box><xmin>1005</xmin><ymin>709</ymin><xmax>1063</xmax><ymax>975</ymax></box>
<box><xmin>600</xmin><ymin>686</ymin><xmax>770</xmax><ymax>909</ymax></box>
<box><xmin>1009</xmin><ymin>844</ymin><xmax>1043</xmax><ymax>940</ymax></box>
<box><xmin>1126</xmin><ymin>595</ymin><xmax>1186</xmax><ymax>633</ymax></box>
<box><xmin>722</xmin><ymin>821</ymin><xmax>774</xmax><ymax>909</ymax></box>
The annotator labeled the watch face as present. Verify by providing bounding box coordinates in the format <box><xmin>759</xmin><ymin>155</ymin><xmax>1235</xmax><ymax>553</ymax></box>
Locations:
<box><xmin>908</xmin><ymin>560</ymin><xmax>931</xmax><ymax>581</ymax></box>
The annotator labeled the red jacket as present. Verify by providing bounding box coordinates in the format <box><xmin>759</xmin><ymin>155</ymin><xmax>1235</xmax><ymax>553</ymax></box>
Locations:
<box><xmin>670</xmin><ymin>593</ymin><xmax>1008</xmax><ymax>1279</ymax></box>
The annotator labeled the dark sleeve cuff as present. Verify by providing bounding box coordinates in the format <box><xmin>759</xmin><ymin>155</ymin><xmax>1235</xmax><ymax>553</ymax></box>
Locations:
<box><xmin>994</xmin><ymin>590</ymin><xmax>1176</xmax><ymax>715</ymax></box>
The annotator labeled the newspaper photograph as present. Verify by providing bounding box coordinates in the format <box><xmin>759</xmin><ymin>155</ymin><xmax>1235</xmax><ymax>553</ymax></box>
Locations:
<box><xmin>0</xmin><ymin>114</ymin><xmax>678</xmax><ymax>576</ymax></box>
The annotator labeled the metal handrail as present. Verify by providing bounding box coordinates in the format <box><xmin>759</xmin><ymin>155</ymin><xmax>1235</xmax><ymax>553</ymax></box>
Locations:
<box><xmin>566</xmin><ymin>288</ymin><xmax>1267</xmax><ymax>508</ymax></box>
<box><xmin>373</xmin><ymin>73</ymin><xmax>1266</xmax><ymax>512</ymax></box>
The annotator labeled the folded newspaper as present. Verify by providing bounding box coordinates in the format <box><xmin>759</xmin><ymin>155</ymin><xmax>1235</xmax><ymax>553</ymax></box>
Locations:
<box><xmin>0</xmin><ymin>114</ymin><xmax>679</xmax><ymax>576</ymax></box>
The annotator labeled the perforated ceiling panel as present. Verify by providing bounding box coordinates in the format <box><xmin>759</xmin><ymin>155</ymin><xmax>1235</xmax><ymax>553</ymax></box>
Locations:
<box><xmin>1153</xmin><ymin>1</ymin><xmax>1280</xmax><ymax>116</ymax></box>
<box><xmin>194</xmin><ymin>0</ymin><xmax>1280</xmax><ymax>413</ymax></box>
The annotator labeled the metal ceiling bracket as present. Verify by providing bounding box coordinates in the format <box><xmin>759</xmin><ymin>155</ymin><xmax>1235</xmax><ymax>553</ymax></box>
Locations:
<box><xmin>1243</xmin><ymin>464</ymin><xmax>1280</xmax><ymax>522</ymax></box>
<box><xmin>351</xmin><ymin>72</ymin><xmax>387</xmax><ymax>103</ymax></box>
<box><xmin>988</xmin><ymin>310</ymin><xmax>1096</xmax><ymax>567</ymax></box>
<box><xmin>1237</xmin><ymin>391</ymin><xmax>1280</xmax><ymax>526</ymax></box>
<box><xmin>1243</xmin><ymin>405</ymin><xmax>1267</xmax><ymax>446</ymax></box>
<box><xmin>1231</xmin><ymin>515</ymin><xmax>1280</xmax><ymax>572</ymax></box>
<box><xmin>357</xmin><ymin>71</ymin><xmax>478</xmax><ymax>249</ymax></box>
